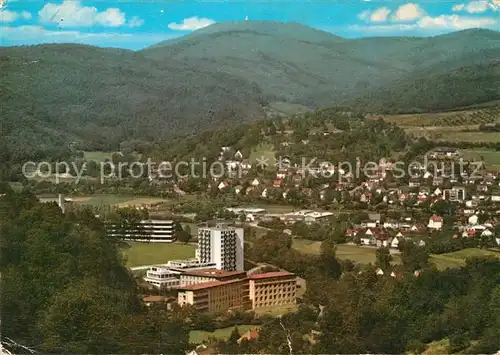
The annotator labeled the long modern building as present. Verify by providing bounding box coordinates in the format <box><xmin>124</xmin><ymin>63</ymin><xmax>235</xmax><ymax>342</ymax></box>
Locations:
<box><xmin>197</xmin><ymin>225</ymin><xmax>244</xmax><ymax>271</ymax></box>
<box><xmin>106</xmin><ymin>219</ymin><xmax>175</xmax><ymax>242</ymax></box>
<box><xmin>176</xmin><ymin>271</ymin><xmax>297</xmax><ymax>314</ymax></box>
<box><xmin>177</xmin><ymin>278</ymin><xmax>250</xmax><ymax>314</ymax></box>
<box><xmin>248</xmin><ymin>271</ymin><xmax>297</xmax><ymax>310</ymax></box>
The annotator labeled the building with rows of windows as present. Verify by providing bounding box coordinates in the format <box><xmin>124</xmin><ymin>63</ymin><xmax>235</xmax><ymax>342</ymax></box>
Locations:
<box><xmin>176</xmin><ymin>270</ymin><xmax>297</xmax><ymax>314</ymax></box>
<box><xmin>106</xmin><ymin>219</ymin><xmax>175</xmax><ymax>242</ymax></box>
<box><xmin>197</xmin><ymin>225</ymin><xmax>244</xmax><ymax>271</ymax></box>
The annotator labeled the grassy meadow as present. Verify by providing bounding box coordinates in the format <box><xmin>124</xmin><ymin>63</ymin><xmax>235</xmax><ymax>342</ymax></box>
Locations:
<box><xmin>189</xmin><ymin>324</ymin><xmax>260</xmax><ymax>345</ymax></box>
<box><xmin>381</xmin><ymin>107</ymin><xmax>500</xmax><ymax>143</ymax></box>
<box><xmin>460</xmin><ymin>149</ymin><xmax>500</xmax><ymax>170</ymax></box>
<box><xmin>292</xmin><ymin>239</ymin><xmax>499</xmax><ymax>270</ymax></box>
<box><xmin>249</xmin><ymin>142</ymin><xmax>276</xmax><ymax>170</ymax></box>
<box><xmin>82</xmin><ymin>151</ymin><xmax>114</xmax><ymax>162</ymax></box>
<box><xmin>123</xmin><ymin>242</ymin><xmax>196</xmax><ymax>267</ymax></box>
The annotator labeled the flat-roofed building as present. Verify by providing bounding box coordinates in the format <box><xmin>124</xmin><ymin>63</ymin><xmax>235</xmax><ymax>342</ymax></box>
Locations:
<box><xmin>179</xmin><ymin>268</ymin><xmax>247</xmax><ymax>286</ymax></box>
<box><xmin>144</xmin><ymin>266</ymin><xmax>182</xmax><ymax>289</ymax></box>
<box><xmin>106</xmin><ymin>219</ymin><xmax>175</xmax><ymax>242</ymax></box>
<box><xmin>177</xmin><ymin>278</ymin><xmax>250</xmax><ymax>314</ymax></box>
<box><xmin>144</xmin><ymin>261</ymin><xmax>217</xmax><ymax>289</ymax></box>
<box><xmin>248</xmin><ymin>271</ymin><xmax>297</xmax><ymax>310</ymax></box>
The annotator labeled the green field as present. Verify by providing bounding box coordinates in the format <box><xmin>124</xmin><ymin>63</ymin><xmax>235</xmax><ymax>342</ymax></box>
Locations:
<box><xmin>382</xmin><ymin>108</ymin><xmax>500</xmax><ymax>127</ymax></box>
<box><xmin>9</xmin><ymin>182</ymin><xmax>23</xmax><ymax>191</ymax></box>
<box><xmin>292</xmin><ymin>240</ymin><xmax>499</xmax><ymax>269</ymax></box>
<box><xmin>292</xmin><ymin>239</ymin><xmax>378</xmax><ymax>264</ymax></box>
<box><xmin>83</xmin><ymin>151</ymin><xmax>114</xmax><ymax>162</ymax></box>
<box><xmin>77</xmin><ymin>194</ymin><xmax>168</xmax><ymax>207</ymax></box>
<box><xmin>123</xmin><ymin>242</ymin><xmax>196</xmax><ymax>267</ymax></box>
<box><xmin>431</xmin><ymin>248</ymin><xmax>500</xmax><ymax>270</ymax></box>
<box><xmin>249</xmin><ymin>142</ymin><xmax>276</xmax><ymax>170</ymax></box>
<box><xmin>402</xmin><ymin>127</ymin><xmax>500</xmax><ymax>143</ymax></box>
<box><xmin>189</xmin><ymin>324</ymin><xmax>260</xmax><ymax>345</ymax></box>
<box><xmin>461</xmin><ymin>149</ymin><xmax>500</xmax><ymax>170</ymax></box>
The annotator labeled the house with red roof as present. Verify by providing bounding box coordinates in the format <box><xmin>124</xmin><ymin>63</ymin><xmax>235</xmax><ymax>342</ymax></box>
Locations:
<box><xmin>428</xmin><ymin>215</ymin><xmax>443</xmax><ymax>230</ymax></box>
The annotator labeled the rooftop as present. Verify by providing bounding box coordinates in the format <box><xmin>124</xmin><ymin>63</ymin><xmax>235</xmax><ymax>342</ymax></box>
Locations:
<box><xmin>177</xmin><ymin>278</ymin><xmax>245</xmax><ymax>291</ymax></box>
<box><xmin>248</xmin><ymin>271</ymin><xmax>295</xmax><ymax>280</ymax></box>
<box><xmin>181</xmin><ymin>268</ymin><xmax>247</xmax><ymax>279</ymax></box>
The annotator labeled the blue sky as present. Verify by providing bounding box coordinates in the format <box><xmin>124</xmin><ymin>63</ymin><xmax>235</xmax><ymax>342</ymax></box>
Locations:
<box><xmin>1</xmin><ymin>0</ymin><xmax>499</xmax><ymax>50</ymax></box>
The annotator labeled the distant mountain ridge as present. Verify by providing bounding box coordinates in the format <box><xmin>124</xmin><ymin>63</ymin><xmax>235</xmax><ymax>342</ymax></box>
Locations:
<box><xmin>2</xmin><ymin>22</ymin><xmax>499</xmax><ymax>163</ymax></box>
<box><xmin>142</xmin><ymin>24</ymin><xmax>500</xmax><ymax>108</ymax></box>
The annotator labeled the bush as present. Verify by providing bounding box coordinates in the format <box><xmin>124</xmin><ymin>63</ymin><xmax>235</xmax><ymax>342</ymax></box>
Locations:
<box><xmin>406</xmin><ymin>339</ymin><xmax>427</xmax><ymax>354</ymax></box>
<box><xmin>448</xmin><ymin>332</ymin><xmax>470</xmax><ymax>353</ymax></box>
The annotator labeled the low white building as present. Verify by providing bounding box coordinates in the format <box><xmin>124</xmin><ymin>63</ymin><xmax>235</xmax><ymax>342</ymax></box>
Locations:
<box><xmin>144</xmin><ymin>267</ymin><xmax>181</xmax><ymax>289</ymax></box>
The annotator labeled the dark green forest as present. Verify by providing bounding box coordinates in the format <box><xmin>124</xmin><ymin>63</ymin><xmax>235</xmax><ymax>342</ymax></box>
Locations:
<box><xmin>0</xmin><ymin>186</ymin><xmax>189</xmax><ymax>353</ymax></box>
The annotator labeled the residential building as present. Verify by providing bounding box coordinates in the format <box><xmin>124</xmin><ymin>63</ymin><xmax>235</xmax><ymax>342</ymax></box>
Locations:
<box><xmin>237</xmin><ymin>328</ymin><xmax>260</xmax><ymax>344</ymax></box>
<box><xmin>443</xmin><ymin>187</ymin><xmax>466</xmax><ymax>202</ymax></box>
<box><xmin>177</xmin><ymin>278</ymin><xmax>249</xmax><ymax>314</ymax></box>
<box><xmin>428</xmin><ymin>215</ymin><xmax>443</xmax><ymax>230</ymax></box>
<box><xmin>248</xmin><ymin>271</ymin><xmax>297</xmax><ymax>310</ymax></box>
<box><xmin>106</xmin><ymin>219</ymin><xmax>175</xmax><ymax>242</ymax></box>
<box><xmin>197</xmin><ymin>226</ymin><xmax>244</xmax><ymax>271</ymax></box>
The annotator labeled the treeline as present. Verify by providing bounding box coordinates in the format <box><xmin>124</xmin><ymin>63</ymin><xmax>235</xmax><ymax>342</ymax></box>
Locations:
<box><xmin>350</xmin><ymin>62</ymin><xmax>500</xmax><ymax>114</ymax></box>
<box><xmin>0</xmin><ymin>186</ymin><xmax>189</xmax><ymax>354</ymax></box>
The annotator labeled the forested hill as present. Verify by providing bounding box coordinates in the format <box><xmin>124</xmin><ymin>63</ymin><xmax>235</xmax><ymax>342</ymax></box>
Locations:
<box><xmin>1</xmin><ymin>44</ymin><xmax>266</xmax><ymax>158</ymax></box>
<box><xmin>2</xmin><ymin>23</ymin><xmax>499</xmax><ymax>165</ymax></box>
<box><xmin>142</xmin><ymin>25</ymin><xmax>500</xmax><ymax>108</ymax></box>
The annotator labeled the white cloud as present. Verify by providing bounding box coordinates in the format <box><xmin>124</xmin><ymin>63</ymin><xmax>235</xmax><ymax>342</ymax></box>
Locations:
<box><xmin>350</xmin><ymin>14</ymin><xmax>498</xmax><ymax>32</ymax></box>
<box><xmin>393</xmin><ymin>3</ymin><xmax>426</xmax><ymax>22</ymax></box>
<box><xmin>357</xmin><ymin>10</ymin><xmax>371</xmax><ymax>21</ymax></box>
<box><xmin>418</xmin><ymin>14</ymin><xmax>497</xmax><ymax>29</ymax></box>
<box><xmin>370</xmin><ymin>7</ymin><xmax>391</xmax><ymax>22</ymax></box>
<box><xmin>452</xmin><ymin>4</ymin><xmax>466</xmax><ymax>11</ymax></box>
<box><xmin>20</xmin><ymin>10</ymin><xmax>31</xmax><ymax>20</ymax></box>
<box><xmin>0</xmin><ymin>9</ymin><xmax>32</xmax><ymax>22</ymax></box>
<box><xmin>38</xmin><ymin>0</ymin><xmax>139</xmax><ymax>27</ymax></box>
<box><xmin>453</xmin><ymin>1</ymin><xmax>497</xmax><ymax>13</ymax></box>
<box><xmin>168</xmin><ymin>16</ymin><xmax>215</xmax><ymax>31</ymax></box>
<box><xmin>349</xmin><ymin>23</ymin><xmax>418</xmax><ymax>32</ymax></box>
<box><xmin>357</xmin><ymin>7</ymin><xmax>391</xmax><ymax>23</ymax></box>
<box><xmin>128</xmin><ymin>16</ymin><xmax>144</xmax><ymax>28</ymax></box>
<box><xmin>1</xmin><ymin>25</ymin><xmax>178</xmax><ymax>49</ymax></box>
<box><xmin>465</xmin><ymin>0</ymin><xmax>490</xmax><ymax>13</ymax></box>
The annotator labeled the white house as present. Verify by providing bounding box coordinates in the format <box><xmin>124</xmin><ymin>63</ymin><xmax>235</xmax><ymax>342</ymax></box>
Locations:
<box><xmin>428</xmin><ymin>215</ymin><xmax>443</xmax><ymax>230</ymax></box>
<box><xmin>481</xmin><ymin>229</ymin><xmax>493</xmax><ymax>237</ymax></box>
<box><xmin>251</xmin><ymin>178</ymin><xmax>260</xmax><ymax>187</ymax></box>
<box><xmin>218</xmin><ymin>181</ymin><xmax>229</xmax><ymax>190</ymax></box>
<box><xmin>234</xmin><ymin>150</ymin><xmax>243</xmax><ymax>160</ymax></box>
<box><xmin>391</xmin><ymin>237</ymin><xmax>400</xmax><ymax>249</ymax></box>
<box><xmin>261</xmin><ymin>188</ymin><xmax>268</xmax><ymax>198</ymax></box>
<box><xmin>468</xmin><ymin>214</ymin><xmax>479</xmax><ymax>225</ymax></box>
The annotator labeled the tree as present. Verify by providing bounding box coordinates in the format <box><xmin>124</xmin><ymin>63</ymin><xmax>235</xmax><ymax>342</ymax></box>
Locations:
<box><xmin>318</xmin><ymin>238</ymin><xmax>342</xmax><ymax>279</ymax></box>
<box><xmin>229</xmin><ymin>326</ymin><xmax>241</xmax><ymax>343</ymax></box>
<box><xmin>375</xmin><ymin>247</ymin><xmax>392</xmax><ymax>271</ymax></box>
<box><xmin>399</xmin><ymin>240</ymin><xmax>430</xmax><ymax>272</ymax></box>
<box><xmin>175</xmin><ymin>223</ymin><xmax>192</xmax><ymax>244</ymax></box>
